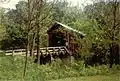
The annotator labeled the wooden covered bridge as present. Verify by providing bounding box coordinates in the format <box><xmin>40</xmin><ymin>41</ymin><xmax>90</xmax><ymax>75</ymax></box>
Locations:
<box><xmin>47</xmin><ymin>21</ymin><xmax>85</xmax><ymax>54</ymax></box>
<box><xmin>35</xmin><ymin>21</ymin><xmax>85</xmax><ymax>64</ymax></box>
<box><xmin>6</xmin><ymin>21</ymin><xmax>85</xmax><ymax>64</ymax></box>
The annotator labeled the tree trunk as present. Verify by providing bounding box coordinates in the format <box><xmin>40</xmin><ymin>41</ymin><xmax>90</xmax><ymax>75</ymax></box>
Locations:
<box><xmin>37</xmin><ymin>24</ymin><xmax>40</xmax><ymax>64</ymax></box>
<box><xmin>23</xmin><ymin>0</ymin><xmax>30</xmax><ymax>77</ymax></box>
<box><xmin>23</xmin><ymin>36</ymin><xmax>29</xmax><ymax>77</ymax></box>
<box><xmin>30</xmin><ymin>33</ymin><xmax>36</xmax><ymax>57</ymax></box>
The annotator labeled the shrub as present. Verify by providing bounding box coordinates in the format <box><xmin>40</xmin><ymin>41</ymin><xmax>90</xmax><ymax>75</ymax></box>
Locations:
<box><xmin>0</xmin><ymin>56</ymin><xmax>120</xmax><ymax>81</ymax></box>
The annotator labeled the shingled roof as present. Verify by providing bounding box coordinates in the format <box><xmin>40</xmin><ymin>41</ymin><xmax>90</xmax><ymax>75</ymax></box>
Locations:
<box><xmin>48</xmin><ymin>21</ymin><xmax>86</xmax><ymax>36</ymax></box>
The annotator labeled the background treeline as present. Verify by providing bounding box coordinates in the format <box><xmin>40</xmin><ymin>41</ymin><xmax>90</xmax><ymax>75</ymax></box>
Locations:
<box><xmin>0</xmin><ymin>0</ymin><xmax>120</xmax><ymax>59</ymax></box>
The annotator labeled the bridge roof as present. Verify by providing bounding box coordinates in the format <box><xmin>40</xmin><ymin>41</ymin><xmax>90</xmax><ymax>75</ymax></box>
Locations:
<box><xmin>48</xmin><ymin>21</ymin><xmax>86</xmax><ymax>36</ymax></box>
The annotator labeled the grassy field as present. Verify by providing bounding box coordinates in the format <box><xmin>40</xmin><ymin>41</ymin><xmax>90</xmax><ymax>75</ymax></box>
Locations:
<box><xmin>0</xmin><ymin>53</ymin><xmax>120</xmax><ymax>81</ymax></box>
<box><xmin>49</xmin><ymin>75</ymin><xmax>120</xmax><ymax>81</ymax></box>
<box><xmin>50</xmin><ymin>69</ymin><xmax>120</xmax><ymax>81</ymax></box>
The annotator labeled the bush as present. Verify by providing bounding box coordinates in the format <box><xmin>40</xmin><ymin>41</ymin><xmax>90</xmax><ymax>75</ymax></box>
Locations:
<box><xmin>0</xmin><ymin>56</ymin><xmax>120</xmax><ymax>81</ymax></box>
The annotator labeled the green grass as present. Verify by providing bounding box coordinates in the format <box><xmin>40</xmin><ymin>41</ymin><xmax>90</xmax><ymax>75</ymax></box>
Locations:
<box><xmin>0</xmin><ymin>53</ymin><xmax>120</xmax><ymax>81</ymax></box>
<box><xmin>49</xmin><ymin>75</ymin><xmax>120</xmax><ymax>81</ymax></box>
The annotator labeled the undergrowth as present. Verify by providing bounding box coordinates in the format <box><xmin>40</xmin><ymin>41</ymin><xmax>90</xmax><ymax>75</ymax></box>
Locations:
<box><xmin>0</xmin><ymin>54</ymin><xmax>120</xmax><ymax>81</ymax></box>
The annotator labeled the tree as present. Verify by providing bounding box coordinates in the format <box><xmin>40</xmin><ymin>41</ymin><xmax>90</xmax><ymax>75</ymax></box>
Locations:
<box><xmin>23</xmin><ymin>0</ymin><xmax>58</xmax><ymax>76</ymax></box>
<box><xmin>83</xmin><ymin>0</ymin><xmax>120</xmax><ymax>66</ymax></box>
<box><xmin>85</xmin><ymin>0</ymin><xmax>120</xmax><ymax>43</ymax></box>
<box><xmin>0</xmin><ymin>7</ymin><xmax>6</xmax><ymax>48</ymax></box>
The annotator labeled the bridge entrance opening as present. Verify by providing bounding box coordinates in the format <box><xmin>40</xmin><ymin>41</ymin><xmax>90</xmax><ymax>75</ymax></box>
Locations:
<box><xmin>49</xmin><ymin>32</ymin><xmax>66</xmax><ymax>47</ymax></box>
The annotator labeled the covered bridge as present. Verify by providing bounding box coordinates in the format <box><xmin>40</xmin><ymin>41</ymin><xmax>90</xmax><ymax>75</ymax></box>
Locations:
<box><xmin>47</xmin><ymin>21</ymin><xmax>85</xmax><ymax>55</ymax></box>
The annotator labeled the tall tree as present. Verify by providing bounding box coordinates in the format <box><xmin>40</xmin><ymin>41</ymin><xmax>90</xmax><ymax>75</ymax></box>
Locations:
<box><xmin>23</xmin><ymin>0</ymin><xmax>57</xmax><ymax>76</ymax></box>
<box><xmin>84</xmin><ymin>0</ymin><xmax>120</xmax><ymax>43</ymax></box>
<box><xmin>83</xmin><ymin>0</ymin><xmax>120</xmax><ymax>66</ymax></box>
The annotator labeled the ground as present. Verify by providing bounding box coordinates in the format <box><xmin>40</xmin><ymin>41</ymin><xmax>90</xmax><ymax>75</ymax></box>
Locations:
<box><xmin>49</xmin><ymin>75</ymin><xmax>120</xmax><ymax>81</ymax></box>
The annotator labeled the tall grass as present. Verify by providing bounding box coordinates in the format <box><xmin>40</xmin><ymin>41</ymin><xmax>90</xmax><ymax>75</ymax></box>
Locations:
<box><xmin>0</xmin><ymin>54</ymin><xmax>120</xmax><ymax>81</ymax></box>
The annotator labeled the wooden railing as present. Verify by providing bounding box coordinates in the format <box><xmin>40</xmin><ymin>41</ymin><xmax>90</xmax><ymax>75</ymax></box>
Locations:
<box><xmin>5</xmin><ymin>46</ymin><xmax>70</xmax><ymax>56</ymax></box>
<box><xmin>5</xmin><ymin>49</ymin><xmax>27</xmax><ymax>56</ymax></box>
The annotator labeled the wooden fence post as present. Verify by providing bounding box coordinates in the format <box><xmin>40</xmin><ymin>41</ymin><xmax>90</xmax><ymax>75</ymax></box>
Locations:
<box><xmin>12</xmin><ymin>49</ymin><xmax>14</xmax><ymax>56</ymax></box>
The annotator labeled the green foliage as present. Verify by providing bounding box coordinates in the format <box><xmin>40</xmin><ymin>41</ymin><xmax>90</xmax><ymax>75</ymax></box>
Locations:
<box><xmin>1</xmin><ymin>0</ymin><xmax>54</xmax><ymax>49</ymax></box>
<box><xmin>0</xmin><ymin>7</ymin><xmax>6</xmax><ymax>41</ymax></box>
<box><xmin>0</xmin><ymin>56</ymin><xmax>120</xmax><ymax>81</ymax></box>
<box><xmin>84</xmin><ymin>1</ymin><xmax>120</xmax><ymax>43</ymax></box>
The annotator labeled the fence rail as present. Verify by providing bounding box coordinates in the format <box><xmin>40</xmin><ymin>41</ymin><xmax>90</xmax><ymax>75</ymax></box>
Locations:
<box><xmin>5</xmin><ymin>46</ymin><xmax>70</xmax><ymax>56</ymax></box>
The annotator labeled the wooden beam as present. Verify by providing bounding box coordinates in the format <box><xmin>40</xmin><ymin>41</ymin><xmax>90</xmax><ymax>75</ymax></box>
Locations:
<box><xmin>64</xmin><ymin>47</ymin><xmax>71</xmax><ymax>55</ymax></box>
<box><xmin>46</xmin><ymin>48</ymin><xmax>51</xmax><ymax>55</ymax></box>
